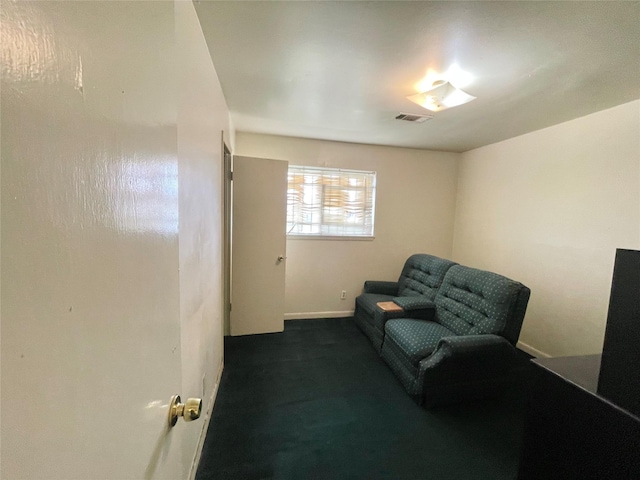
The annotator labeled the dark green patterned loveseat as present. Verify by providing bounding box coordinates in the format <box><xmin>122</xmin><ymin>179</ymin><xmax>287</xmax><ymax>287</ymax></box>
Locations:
<box><xmin>354</xmin><ymin>254</ymin><xmax>458</xmax><ymax>353</ymax></box>
<box><xmin>380</xmin><ymin>264</ymin><xmax>530</xmax><ymax>406</ymax></box>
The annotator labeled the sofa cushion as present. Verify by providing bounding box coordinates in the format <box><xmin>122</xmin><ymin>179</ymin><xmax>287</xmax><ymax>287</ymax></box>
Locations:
<box><xmin>434</xmin><ymin>265</ymin><xmax>525</xmax><ymax>337</ymax></box>
<box><xmin>397</xmin><ymin>254</ymin><xmax>458</xmax><ymax>298</ymax></box>
<box><xmin>384</xmin><ymin>318</ymin><xmax>456</xmax><ymax>367</ymax></box>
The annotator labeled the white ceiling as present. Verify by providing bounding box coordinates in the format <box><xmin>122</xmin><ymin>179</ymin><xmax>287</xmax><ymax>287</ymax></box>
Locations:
<box><xmin>195</xmin><ymin>1</ymin><xmax>640</xmax><ymax>152</ymax></box>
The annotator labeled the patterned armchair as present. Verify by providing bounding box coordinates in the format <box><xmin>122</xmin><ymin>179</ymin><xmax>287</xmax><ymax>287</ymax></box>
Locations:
<box><xmin>354</xmin><ymin>254</ymin><xmax>458</xmax><ymax>353</ymax></box>
<box><xmin>380</xmin><ymin>264</ymin><xmax>530</xmax><ymax>407</ymax></box>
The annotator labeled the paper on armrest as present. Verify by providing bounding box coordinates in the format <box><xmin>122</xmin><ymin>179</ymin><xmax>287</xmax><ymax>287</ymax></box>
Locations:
<box><xmin>376</xmin><ymin>301</ymin><xmax>403</xmax><ymax>312</ymax></box>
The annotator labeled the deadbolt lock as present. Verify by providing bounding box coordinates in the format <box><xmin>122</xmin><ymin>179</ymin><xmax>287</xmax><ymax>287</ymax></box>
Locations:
<box><xmin>168</xmin><ymin>394</ymin><xmax>202</xmax><ymax>427</ymax></box>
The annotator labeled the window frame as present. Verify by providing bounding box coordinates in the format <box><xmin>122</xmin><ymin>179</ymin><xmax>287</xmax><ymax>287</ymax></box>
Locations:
<box><xmin>286</xmin><ymin>165</ymin><xmax>377</xmax><ymax>240</ymax></box>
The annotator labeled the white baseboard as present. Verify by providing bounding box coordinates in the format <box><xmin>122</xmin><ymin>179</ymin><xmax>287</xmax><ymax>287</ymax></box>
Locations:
<box><xmin>188</xmin><ymin>361</ymin><xmax>224</xmax><ymax>480</ymax></box>
<box><xmin>284</xmin><ymin>310</ymin><xmax>354</xmax><ymax>320</ymax></box>
<box><xmin>517</xmin><ymin>340</ymin><xmax>550</xmax><ymax>358</ymax></box>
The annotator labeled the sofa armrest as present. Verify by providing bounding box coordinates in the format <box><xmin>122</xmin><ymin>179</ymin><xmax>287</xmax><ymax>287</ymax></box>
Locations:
<box><xmin>364</xmin><ymin>280</ymin><xmax>399</xmax><ymax>295</ymax></box>
<box><xmin>392</xmin><ymin>297</ymin><xmax>435</xmax><ymax>311</ymax></box>
<box><xmin>392</xmin><ymin>297</ymin><xmax>435</xmax><ymax>321</ymax></box>
<box><xmin>373</xmin><ymin>306</ymin><xmax>406</xmax><ymax>326</ymax></box>
<box><xmin>418</xmin><ymin>335</ymin><xmax>517</xmax><ymax>385</ymax></box>
<box><xmin>415</xmin><ymin>334</ymin><xmax>519</xmax><ymax>407</ymax></box>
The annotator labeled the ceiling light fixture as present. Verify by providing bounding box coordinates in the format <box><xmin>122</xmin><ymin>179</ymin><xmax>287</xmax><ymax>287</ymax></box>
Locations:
<box><xmin>406</xmin><ymin>80</ymin><xmax>476</xmax><ymax>112</ymax></box>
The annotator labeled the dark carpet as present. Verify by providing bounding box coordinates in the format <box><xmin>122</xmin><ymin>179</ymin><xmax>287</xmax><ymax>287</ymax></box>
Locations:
<box><xmin>196</xmin><ymin>317</ymin><xmax>532</xmax><ymax>480</ymax></box>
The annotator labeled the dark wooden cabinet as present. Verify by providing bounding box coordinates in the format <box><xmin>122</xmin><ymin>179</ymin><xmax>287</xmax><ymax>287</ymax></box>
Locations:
<box><xmin>517</xmin><ymin>355</ymin><xmax>640</xmax><ymax>480</ymax></box>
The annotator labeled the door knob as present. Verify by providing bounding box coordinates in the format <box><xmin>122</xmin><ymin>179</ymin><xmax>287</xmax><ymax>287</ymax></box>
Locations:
<box><xmin>277</xmin><ymin>255</ymin><xmax>286</xmax><ymax>262</ymax></box>
<box><xmin>168</xmin><ymin>394</ymin><xmax>202</xmax><ymax>427</ymax></box>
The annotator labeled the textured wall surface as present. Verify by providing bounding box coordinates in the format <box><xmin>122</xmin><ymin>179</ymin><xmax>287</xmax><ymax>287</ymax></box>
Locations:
<box><xmin>176</xmin><ymin>0</ymin><xmax>230</xmax><ymax>473</ymax></box>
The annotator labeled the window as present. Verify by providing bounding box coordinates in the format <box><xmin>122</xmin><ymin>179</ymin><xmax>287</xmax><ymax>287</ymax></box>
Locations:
<box><xmin>286</xmin><ymin>165</ymin><xmax>376</xmax><ymax>238</ymax></box>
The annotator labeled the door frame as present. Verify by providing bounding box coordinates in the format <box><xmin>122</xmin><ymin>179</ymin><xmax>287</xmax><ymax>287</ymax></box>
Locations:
<box><xmin>222</xmin><ymin>134</ymin><xmax>232</xmax><ymax>336</ymax></box>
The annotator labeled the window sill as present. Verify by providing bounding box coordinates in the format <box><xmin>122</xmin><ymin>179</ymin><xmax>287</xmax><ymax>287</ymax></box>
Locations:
<box><xmin>287</xmin><ymin>235</ymin><xmax>375</xmax><ymax>241</ymax></box>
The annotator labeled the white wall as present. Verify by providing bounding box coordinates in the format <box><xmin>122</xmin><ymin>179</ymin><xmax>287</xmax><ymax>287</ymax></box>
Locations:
<box><xmin>453</xmin><ymin>100</ymin><xmax>640</xmax><ymax>358</ymax></box>
<box><xmin>1</xmin><ymin>1</ymin><xmax>231</xmax><ymax>478</ymax></box>
<box><xmin>176</xmin><ymin>1</ymin><xmax>231</xmax><ymax>477</ymax></box>
<box><xmin>235</xmin><ymin>133</ymin><xmax>459</xmax><ymax>318</ymax></box>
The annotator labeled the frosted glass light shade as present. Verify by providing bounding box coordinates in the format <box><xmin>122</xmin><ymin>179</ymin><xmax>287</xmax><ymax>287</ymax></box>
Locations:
<box><xmin>407</xmin><ymin>81</ymin><xmax>476</xmax><ymax>112</ymax></box>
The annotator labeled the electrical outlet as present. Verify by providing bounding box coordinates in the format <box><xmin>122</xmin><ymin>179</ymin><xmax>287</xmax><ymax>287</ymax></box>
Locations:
<box><xmin>341</xmin><ymin>290</ymin><xmax>347</xmax><ymax>300</ymax></box>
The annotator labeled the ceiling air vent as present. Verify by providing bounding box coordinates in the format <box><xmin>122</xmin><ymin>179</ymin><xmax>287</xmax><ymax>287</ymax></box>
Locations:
<box><xmin>395</xmin><ymin>112</ymin><xmax>433</xmax><ymax>123</ymax></box>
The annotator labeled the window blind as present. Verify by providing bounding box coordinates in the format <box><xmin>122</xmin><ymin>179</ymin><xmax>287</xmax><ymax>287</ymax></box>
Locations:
<box><xmin>287</xmin><ymin>165</ymin><xmax>376</xmax><ymax>237</ymax></box>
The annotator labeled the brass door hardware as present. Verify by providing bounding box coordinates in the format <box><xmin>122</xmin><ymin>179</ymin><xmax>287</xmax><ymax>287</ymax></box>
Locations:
<box><xmin>168</xmin><ymin>395</ymin><xmax>202</xmax><ymax>427</ymax></box>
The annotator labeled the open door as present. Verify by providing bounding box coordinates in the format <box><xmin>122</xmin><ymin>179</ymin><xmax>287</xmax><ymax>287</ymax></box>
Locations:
<box><xmin>1</xmin><ymin>2</ymin><xmax>187</xmax><ymax>479</ymax></box>
<box><xmin>231</xmin><ymin>156</ymin><xmax>288</xmax><ymax>336</ymax></box>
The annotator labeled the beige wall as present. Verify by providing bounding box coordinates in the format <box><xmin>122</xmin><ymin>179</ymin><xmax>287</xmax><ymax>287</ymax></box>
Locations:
<box><xmin>235</xmin><ymin>133</ymin><xmax>459</xmax><ymax>318</ymax></box>
<box><xmin>176</xmin><ymin>1</ymin><xmax>230</xmax><ymax>476</ymax></box>
<box><xmin>453</xmin><ymin>100</ymin><xmax>640</xmax><ymax>357</ymax></box>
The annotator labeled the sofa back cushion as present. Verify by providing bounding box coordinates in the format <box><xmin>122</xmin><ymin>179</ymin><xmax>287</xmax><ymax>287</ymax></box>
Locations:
<box><xmin>397</xmin><ymin>254</ymin><xmax>458</xmax><ymax>299</ymax></box>
<box><xmin>434</xmin><ymin>265</ymin><xmax>530</xmax><ymax>344</ymax></box>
